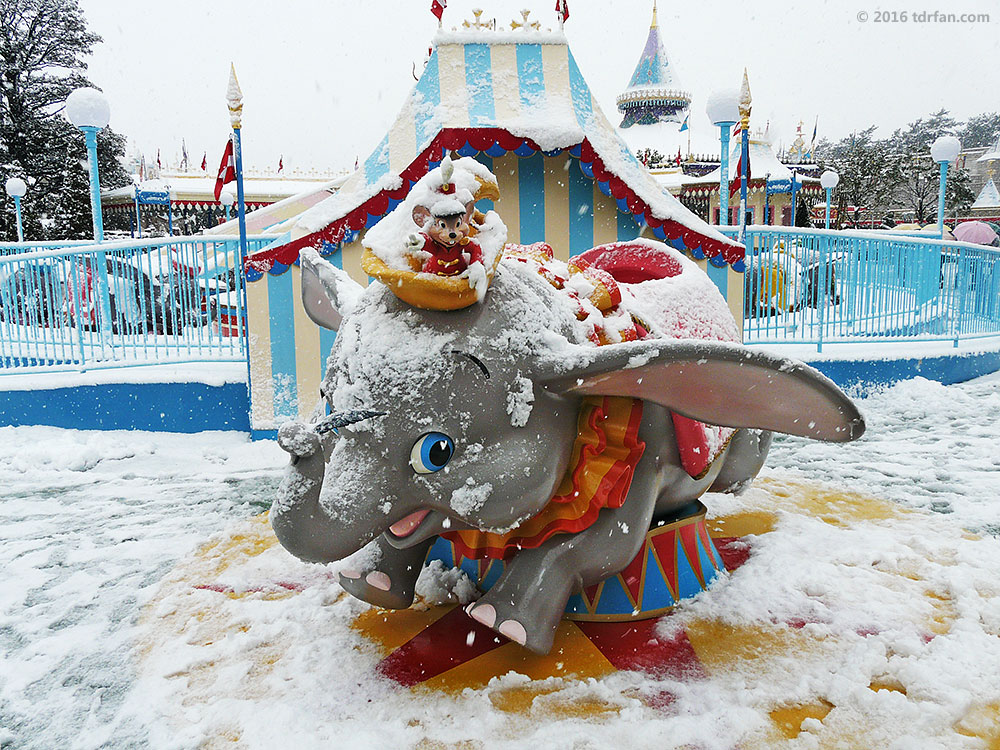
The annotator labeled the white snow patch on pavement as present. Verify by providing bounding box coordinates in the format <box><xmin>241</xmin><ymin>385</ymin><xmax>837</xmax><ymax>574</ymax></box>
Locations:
<box><xmin>0</xmin><ymin>371</ymin><xmax>998</xmax><ymax>747</ymax></box>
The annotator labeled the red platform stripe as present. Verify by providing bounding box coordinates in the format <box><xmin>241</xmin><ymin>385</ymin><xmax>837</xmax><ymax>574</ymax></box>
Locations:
<box><xmin>577</xmin><ymin>618</ymin><xmax>707</xmax><ymax>679</ymax></box>
<box><xmin>582</xmin><ymin>581</ymin><xmax>602</xmax><ymax>611</ymax></box>
<box><xmin>696</xmin><ymin>522</ymin><xmax>721</xmax><ymax>570</ymax></box>
<box><xmin>678</xmin><ymin>523</ymin><xmax>706</xmax><ymax>588</ymax></box>
<box><xmin>711</xmin><ymin>536</ymin><xmax>751</xmax><ymax>572</ymax></box>
<box><xmin>619</xmin><ymin>540</ymin><xmax>647</xmax><ymax>607</ymax></box>
<box><xmin>375</xmin><ymin>606</ymin><xmax>508</xmax><ymax>687</ymax></box>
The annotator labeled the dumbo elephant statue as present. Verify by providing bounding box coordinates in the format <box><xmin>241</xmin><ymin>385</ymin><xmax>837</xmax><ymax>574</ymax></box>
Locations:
<box><xmin>272</xmin><ymin>242</ymin><xmax>864</xmax><ymax>654</ymax></box>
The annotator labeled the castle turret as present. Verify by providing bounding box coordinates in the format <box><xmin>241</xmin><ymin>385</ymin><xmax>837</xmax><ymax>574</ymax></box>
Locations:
<box><xmin>616</xmin><ymin>2</ymin><xmax>691</xmax><ymax>127</ymax></box>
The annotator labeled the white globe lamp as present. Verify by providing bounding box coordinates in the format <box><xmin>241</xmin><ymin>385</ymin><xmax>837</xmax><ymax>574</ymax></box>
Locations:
<box><xmin>930</xmin><ymin>136</ymin><xmax>962</xmax><ymax>236</ymax></box>
<box><xmin>820</xmin><ymin>171</ymin><xmax>839</xmax><ymax>230</ymax></box>
<box><xmin>706</xmin><ymin>90</ymin><xmax>740</xmax><ymax>225</ymax></box>
<box><xmin>5</xmin><ymin>177</ymin><xmax>27</xmax><ymax>241</ymax></box>
<box><xmin>65</xmin><ymin>87</ymin><xmax>111</xmax><ymax>242</ymax></box>
<box><xmin>219</xmin><ymin>189</ymin><xmax>236</xmax><ymax>221</ymax></box>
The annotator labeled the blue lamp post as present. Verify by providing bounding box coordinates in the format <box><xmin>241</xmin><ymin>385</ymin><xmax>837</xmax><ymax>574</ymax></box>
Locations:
<box><xmin>820</xmin><ymin>170</ymin><xmax>839</xmax><ymax>230</ymax></box>
<box><xmin>65</xmin><ymin>87</ymin><xmax>113</xmax><ymax>345</ymax></box>
<box><xmin>931</xmin><ymin>135</ymin><xmax>961</xmax><ymax>238</ymax></box>
<box><xmin>706</xmin><ymin>91</ymin><xmax>739</xmax><ymax>226</ymax></box>
<box><xmin>5</xmin><ymin>177</ymin><xmax>26</xmax><ymax>242</ymax></box>
<box><xmin>65</xmin><ymin>88</ymin><xmax>110</xmax><ymax>242</ymax></box>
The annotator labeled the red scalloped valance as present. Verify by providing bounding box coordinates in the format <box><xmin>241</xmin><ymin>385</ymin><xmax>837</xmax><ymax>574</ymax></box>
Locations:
<box><xmin>244</xmin><ymin>127</ymin><xmax>744</xmax><ymax>279</ymax></box>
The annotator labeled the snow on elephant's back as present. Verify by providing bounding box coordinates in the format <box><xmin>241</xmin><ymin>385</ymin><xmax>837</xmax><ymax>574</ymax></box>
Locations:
<box><xmin>582</xmin><ymin>239</ymin><xmax>741</xmax><ymax>344</ymax></box>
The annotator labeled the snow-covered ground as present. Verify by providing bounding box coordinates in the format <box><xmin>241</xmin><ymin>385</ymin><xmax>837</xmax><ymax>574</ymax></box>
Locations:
<box><xmin>1</xmin><ymin>373</ymin><xmax>999</xmax><ymax>749</ymax></box>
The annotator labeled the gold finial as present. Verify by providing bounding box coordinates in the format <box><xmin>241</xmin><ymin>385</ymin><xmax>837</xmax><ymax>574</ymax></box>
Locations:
<box><xmin>651</xmin><ymin>0</ymin><xmax>658</xmax><ymax>28</ymax></box>
<box><xmin>738</xmin><ymin>68</ymin><xmax>752</xmax><ymax>129</ymax></box>
<box><xmin>227</xmin><ymin>63</ymin><xmax>243</xmax><ymax>129</ymax></box>
<box><xmin>511</xmin><ymin>8</ymin><xmax>541</xmax><ymax>31</ymax></box>
<box><xmin>463</xmin><ymin>8</ymin><xmax>493</xmax><ymax>30</ymax></box>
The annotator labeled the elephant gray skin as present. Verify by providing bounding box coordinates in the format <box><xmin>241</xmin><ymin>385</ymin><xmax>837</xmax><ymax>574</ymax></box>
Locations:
<box><xmin>271</xmin><ymin>248</ymin><xmax>865</xmax><ymax>654</ymax></box>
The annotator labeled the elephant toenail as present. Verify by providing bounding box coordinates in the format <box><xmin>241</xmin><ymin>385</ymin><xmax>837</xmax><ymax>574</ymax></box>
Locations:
<box><xmin>469</xmin><ymin>603</ymin><xmax>496</xmax><ymax>628</ymax></box>
<box><xmin>498</xmin><ymin>620</ymin><xmax>527</xmax><ymax>645</ymax></box>
<box><xmin>366</xmin><ymin>571</ymin><xmax>392</xmax><ymax>591</ymax></box>
<box><xmin>340</xmin><ymin>569</ymin><xmax>361</xmax><ymax>579</ymax></box>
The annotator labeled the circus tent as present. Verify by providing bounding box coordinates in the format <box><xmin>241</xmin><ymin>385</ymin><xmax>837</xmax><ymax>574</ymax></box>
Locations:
<box><xmin>242</xmin><ymin>23</ymin><xmax>746</xmax><ymax>435</ymax></box>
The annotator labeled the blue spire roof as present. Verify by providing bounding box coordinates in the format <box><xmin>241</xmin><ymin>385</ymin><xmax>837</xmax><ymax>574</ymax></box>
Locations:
<box><xmin>627</xmin><ymin>5</ymin><xmax>679</xmax><ymax>90</ymax></box>
<box><xmin>617</xmin><ymin>3</ymin><xmax>690</xmax><ymax>128</ymax></box>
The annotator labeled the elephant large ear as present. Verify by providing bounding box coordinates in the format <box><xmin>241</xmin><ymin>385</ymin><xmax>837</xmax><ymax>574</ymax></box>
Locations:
<box><xmin>300</xmin><ymin>248</ymin><xmax>364</xmax><ymax>331</ymax></box>
<box><xmin>538</xmin><ymin>340</ymin><xmax>864</xmax><ymax>442</ymax></box>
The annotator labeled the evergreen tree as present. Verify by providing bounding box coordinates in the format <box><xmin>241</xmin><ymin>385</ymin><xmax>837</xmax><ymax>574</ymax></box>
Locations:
<box><xmin>956</xmin><ymin>113</ymin><xmax>1000</xmax><ymax>150</ymax></box>
<box><xmin>0</xmin><ymin>0</ymin><xmax>129</xmax><ymax>241</ymax></box>
<box><xmin>891</xmin><ymin>108</ymin><xmax>958</xmax><ymax>154</ymax></box>
<box><xmin>636</xmin><ymin>148</ymin><xmax>665</xmax><ymax>167</ymax></box>
<box><xmin>890</xmin><ymin>110</ymin><xmax>974</xmax><ymax>222</ymax></box>
<box><xmin>794</xmin><ymin>195</ymin><xmax>811</xmax><ymax>227</ymax></box>
<box><xmin>816</xmin><ymin>126</ymin><xmax>901</xmax><ymax>223</ymax></box>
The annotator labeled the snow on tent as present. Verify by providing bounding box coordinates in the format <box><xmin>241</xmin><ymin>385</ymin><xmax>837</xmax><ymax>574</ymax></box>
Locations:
<box><xmin>241</xmin><ymin>25</ymin><xmax>745</xmax><ymax>433</ymax></box>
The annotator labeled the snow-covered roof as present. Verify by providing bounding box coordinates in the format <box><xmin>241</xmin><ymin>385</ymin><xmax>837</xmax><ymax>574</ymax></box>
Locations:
<box><xmin>206</xmin><ymin>175</ymin><xmax>348</xmax><ymax>236</ymax></box>
<box><xmin>695</xmin><ymin>136</ymin><xmax>819</xmax><ymax>185</ymax></box>
<box><xmin>102</xmin><ymin>172</ymin><xmax>340</xmax><ymax>206</ymax></box>
<box><xmin>101</xmin><ymin>172</ymin><xmax>346</xmax><ymax>236</ymax></box>
<box><xmin>975</xmin><ymin>134</ymin><xmax>1000</xmax><ymax>163</ymax></box>
<box><xmin>249</xmin><ymin>28</ymin><xmax>741</xmax><ymax>279</ymax></box>
<box><xmin>972</xmin><ymin>178</ymin><xmax>1000</xmax><ymax>209</ymax></box>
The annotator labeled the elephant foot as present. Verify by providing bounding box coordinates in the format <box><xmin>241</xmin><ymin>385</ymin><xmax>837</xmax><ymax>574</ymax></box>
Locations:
<box><xmin>465</xmin><ymin>589</ymin><xmax>559</xmax><ymax>654</ymax></box>
<box><xmin>339</xmin><ymin>569</ymin><xmax>416</xmax><ymax>610</ymax></box>
<box><xmin>337</xmin><ymin>536</ymin><xmax>434</xmax><ymax>610</ymax></box>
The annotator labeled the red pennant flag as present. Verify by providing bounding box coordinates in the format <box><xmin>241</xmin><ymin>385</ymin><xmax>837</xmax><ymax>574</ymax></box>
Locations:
<box><xmin>277</xmin><ymin>155</ymin><xmax>284</xmax><ymax>174</ymax></box>
<box><xmin>556</xmin><ymin>0</ymin><xmax>569</xmax><ymax>23</ymax></box>
<box><xmin>214</xmin><ymin>137</ymin><xmax>236</xmax><ymax>201</ymax></box>
<box><xmin>729</xmin><ymin>144</ymin><xmax>750</xmax><ymax>198</ymax></box>
<box><xmin>675</xmin><ymin>147</ymin><xmax>682</xmax><ymax>166</ymax></box>
<box><xmin>200</xmin><ymin>152</ymin><xmax>207</xmax><ymax>171</ymax></box>
<box><xmin>729</xmin><ymin>150</ymin><xmax>742</xmax><ymax>198</ymax></box>
<box><xmin>431</xmin><ymin>0</ymin><xmax>446</xmax><ymax>22</ymax></box>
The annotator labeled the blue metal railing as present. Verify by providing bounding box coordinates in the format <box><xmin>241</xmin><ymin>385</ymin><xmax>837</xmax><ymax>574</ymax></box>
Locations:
<box><xmin>2</xmin><ymin>227</ymin><xmax>998</xmax><ymax>372</ymax></box>
<box><xmin>0</xmin><ymin>235</ymin><xmax>272</xmax><ymax>371</ymax></box>
<box><xmin>719</xmin><ymin>226</ymin><xmax>1000</xmax><ymax>350</ymax></box>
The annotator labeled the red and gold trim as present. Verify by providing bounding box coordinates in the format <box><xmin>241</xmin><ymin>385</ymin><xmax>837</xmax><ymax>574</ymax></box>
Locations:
<box><xmin>441</xmin><ymin>396</ymin><xmax>645</xmax><ymax>561</ymax></box>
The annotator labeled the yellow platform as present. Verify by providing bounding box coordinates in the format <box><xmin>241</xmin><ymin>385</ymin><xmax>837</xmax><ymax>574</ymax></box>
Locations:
<box><xmin>137</xmin><ymin>478</ymin><xmax>999</xmax><ymax>748</ymax></box>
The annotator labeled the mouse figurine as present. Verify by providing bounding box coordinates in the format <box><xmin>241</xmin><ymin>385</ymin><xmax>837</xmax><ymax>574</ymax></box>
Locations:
<box><xmin>407</xmin><ymin>156</ymin><xmax>484</xmax><ymax>277</ymax></box>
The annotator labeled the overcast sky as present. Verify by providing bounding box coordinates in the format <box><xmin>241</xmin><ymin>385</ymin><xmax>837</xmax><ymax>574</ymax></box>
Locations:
<box><xmin>78</xmin><ymin>0</ymin><xmax>1000</xmax><ymax>175</ymax></box>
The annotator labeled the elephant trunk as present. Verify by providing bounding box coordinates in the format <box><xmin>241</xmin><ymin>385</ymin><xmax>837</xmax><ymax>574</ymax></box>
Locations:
<box><xmin>271</xmin><ymin>422</ymin><xmax>383</xmax><ymax>564</ymax></box>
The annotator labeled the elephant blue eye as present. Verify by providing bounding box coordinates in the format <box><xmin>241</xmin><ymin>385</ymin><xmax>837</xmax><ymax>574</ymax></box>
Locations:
<box><xmin>410</xmin><ymin>433</ymin><xmax>454</xmax><ymax>474</ymax></box>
